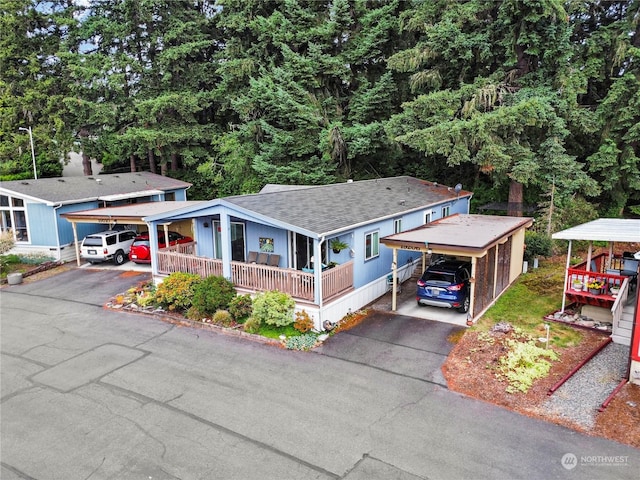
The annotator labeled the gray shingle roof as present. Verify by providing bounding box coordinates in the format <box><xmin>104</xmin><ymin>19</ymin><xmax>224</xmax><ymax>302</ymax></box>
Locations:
<box><xmin>226</xmin><ymin>176</ymin><xmax>472</xmax><ymax>236</ymax></box>
<box><xmin>0</xmin><ymin>172</ymin><xmax>191</xmax><ymax>205</ymax></box>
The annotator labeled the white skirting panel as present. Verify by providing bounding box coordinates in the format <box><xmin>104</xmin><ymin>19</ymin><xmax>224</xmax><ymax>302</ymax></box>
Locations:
<box><xmin>8</xmin><ymin>243</ymin><xmax>77</xmax><ymax>263</ymax></box>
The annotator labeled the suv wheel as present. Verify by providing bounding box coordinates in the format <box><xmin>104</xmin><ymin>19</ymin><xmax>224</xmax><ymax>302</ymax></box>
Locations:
<box><xmin>457</xmin><ymin>295</ymin><xmax>470</xmax><ymax>313</ymax></box>
<box><xmin>113</xmin><ymin>250</ymin><xmax>126</xmax><ymax>265</ymax></box>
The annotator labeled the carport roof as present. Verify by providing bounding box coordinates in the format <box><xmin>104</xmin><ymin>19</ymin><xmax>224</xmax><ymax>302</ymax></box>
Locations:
<box><xmin>551</xmin><ymin>218</ymin><xmax>640</xmax><ymax>243</ymax></box>
<box><xmin>61</xmin><ymin>201</ymin><xmax>205</xmax><ymax>225</ymax></box>
<box><xmin>382</xmin><ymin>214</ymin><xmax>533</xmax><ymax>255</ymax></box>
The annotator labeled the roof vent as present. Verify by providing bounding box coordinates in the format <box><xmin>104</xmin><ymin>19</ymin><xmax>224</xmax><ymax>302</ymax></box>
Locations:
<box><xmin>57</xmin><ymin>178</ymin><xmax>65</xmax><ymax>182</ymax></box>
<box><xmin>347</xmin><ymin>179</ymin><xmax>353</xmax><ymax>183</ymax></box>
<box><xmin>96</xmin><ymin>178</ymin><xmax>102</xmax><ymax>183</ymax></box>
<box><xmin>21</xmin><ymin>181</ymin><xmax>29</xmax><ymax>185</ymax></box>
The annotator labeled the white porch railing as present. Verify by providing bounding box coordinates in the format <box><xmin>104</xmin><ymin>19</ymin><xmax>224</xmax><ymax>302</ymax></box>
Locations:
<box><xmin>156</xmin><ymin>249</ymin><xmax>353</xmax><ymax>303</ymax></box>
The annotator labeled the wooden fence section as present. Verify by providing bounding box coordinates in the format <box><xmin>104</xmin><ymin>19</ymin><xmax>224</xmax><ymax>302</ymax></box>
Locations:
<box><xmin>231</xmin><ymin>262</ymin><xmax>315</xmax><ymax>301</ymax></box>
<box><xmin>323</xmin><ymin>261</ymin><xmax>354</xmax><ymax>300</ymax></box>
<box><xmin>155</xmin><ymin>252</ymin><xmax>353</xmax><ymax>303</ymax></box>
<box><xmin>157</xmin><ymin>250</ymin><xmax>222</xmax><ymax>278</ymax></box>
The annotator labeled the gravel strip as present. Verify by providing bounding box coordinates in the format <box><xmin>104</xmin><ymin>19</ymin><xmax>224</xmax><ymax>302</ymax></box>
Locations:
<box><xmin>544</xmin><ymin>342</ymin><xmax>630</xmax><ymax>429</ymax></box>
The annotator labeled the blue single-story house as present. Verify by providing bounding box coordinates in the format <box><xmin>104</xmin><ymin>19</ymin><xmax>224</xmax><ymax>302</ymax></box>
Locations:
<box><xmin>141</xmin><ymin>176</ymin><xmax>474</xmax><ymax>329</ymax></box>
<box><xmin>0</xmin><ymin>172</ymin><xmax>191</xmax><ymax>261</ymax></box>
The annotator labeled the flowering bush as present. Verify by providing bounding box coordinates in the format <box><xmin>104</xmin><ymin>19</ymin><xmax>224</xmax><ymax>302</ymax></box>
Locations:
<box><xmin>586</xmin><ymin>279</ymin><xmax>604</xmax><ymax>290</ymax></box>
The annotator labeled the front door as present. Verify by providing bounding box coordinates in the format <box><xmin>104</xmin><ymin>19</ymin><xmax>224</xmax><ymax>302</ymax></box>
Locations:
<box><xmin>214</xmin><ymin>221</ymin><xmax>246</xmax><ymax>261</ymax></box>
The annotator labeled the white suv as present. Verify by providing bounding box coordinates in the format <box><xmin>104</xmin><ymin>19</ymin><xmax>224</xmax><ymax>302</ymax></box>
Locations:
<box><xmin>80</xmin><ymin>229</ymin><xmax>137</xmax><ymax>265</ymax></box>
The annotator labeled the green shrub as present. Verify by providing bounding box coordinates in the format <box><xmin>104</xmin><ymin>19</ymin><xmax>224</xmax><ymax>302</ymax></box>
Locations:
<box><xmin>252</xmin><ymin>290</ymin><xmax>295</xmax><ymax>327</ymax></box>
<box><xmin>2</xmin><ymin>254</ymin><xmax>21</xmax><ymax>265</ymax></box>
<box><xmin>185</xmin><ymin>306</ymin><xmax>207</xmax><ymax>321</ymax></box>
<box><xmin>496</xmin><ymin>333</ymin><xmax>559</xmax><ymax>394</ymax></box>
<box><xmin>154</xmin><ymin>272</ymin><xmax>202</xmax><ymax>311</ymax></box>
<box><xmin>524</xmin><ymin>231</ymin><xmax>553</xmax><ymax>262</ymax></box>
<box><xmin>243</xmin><ymin>316</ymin><xmax>261</xmax><ymax>334</ymax></box>
<box><xmin>228</xmin><ymin>294</ymin><xmax>253</xmax><ymax>323</ymax></box>
<box><xmin>213</xmin><ymin>309</ymin><xmax>234</xmax><ymax>327</ymax></box>
<box><xmin>191</xmin><ymin>275</ymin><xmax>236</xmax><ymax>316</ymax></box>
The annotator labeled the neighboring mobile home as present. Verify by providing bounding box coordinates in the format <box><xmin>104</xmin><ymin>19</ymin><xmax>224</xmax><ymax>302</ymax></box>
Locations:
<box><xmin>0</xmin><ymin>172</ymin><xmax>191</xmax><ymax>261</ymax></box>
<box><xmin>142</xmin><ymin>176</ymin><xmax>473</xmax><ymax>330</ymax></box>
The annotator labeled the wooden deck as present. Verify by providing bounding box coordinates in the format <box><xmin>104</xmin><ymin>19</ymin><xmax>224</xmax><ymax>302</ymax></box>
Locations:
<box><xmin>157</xmin><ymin>245</ymin><xmax>353</xmax><ymax>303</ymax></box>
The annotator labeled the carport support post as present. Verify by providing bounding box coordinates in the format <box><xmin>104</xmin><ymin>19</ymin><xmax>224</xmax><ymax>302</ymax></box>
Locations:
<box><xmin>391</xmin><ymin>248</ymin><xmax>398</xmax><ymax>311</ymax></box>
<box><xmin>71</xmin><ymin>222</ymin><xmax>81</xmax><ymax>266</ymax></box>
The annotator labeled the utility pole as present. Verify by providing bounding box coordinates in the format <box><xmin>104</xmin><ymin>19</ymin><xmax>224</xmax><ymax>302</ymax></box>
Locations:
<box><xmin>18</xmin><ymin>126</ymin><xmax>37</xmax><ymax>179</ymax></box>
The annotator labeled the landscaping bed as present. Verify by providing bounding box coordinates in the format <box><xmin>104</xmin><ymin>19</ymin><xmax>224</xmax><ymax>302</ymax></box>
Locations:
<box><xmin>443</xmin><ymin>328</ymin><xmax>640</xmax><ymax>448</ymax></box>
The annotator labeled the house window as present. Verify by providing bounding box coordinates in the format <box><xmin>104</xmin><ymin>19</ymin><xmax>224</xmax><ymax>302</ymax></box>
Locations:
<box><xmin>365</xmin><ymin>231</ymin><xmax>379</xmax><ymax>260</ymax></box>
<box><xmin>442</xmin><ymin>205</ymin><xmax>450</xmax><ymax>217</ymax></box>
<box><xmin>424</xmin><ymin>212</ymin><xmax>432</xmax><ymax>224</ymax></box>
<box><xmin>165</xmin><ymin>192</ymin><xmax>176</xmax><ymax>201</ymax></box>
<box><xmin>0</xmin><ymin>194</ymin><xmax>28</xmax><ymax>242</ymax></box>
<box><xmin>394</xmin><ymin>218</ymin><xmax>402</xmax><ymax>234</ymax></box>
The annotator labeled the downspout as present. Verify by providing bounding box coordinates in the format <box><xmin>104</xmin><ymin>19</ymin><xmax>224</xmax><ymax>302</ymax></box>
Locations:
<box><xmin>560</xmin><ymin>240</ymin><xmax>572</xmax><ymax>313</ymax></box>
<box><xmin>53</xmin><ymin>203</ymin><xmax>63</xmax><ymax>261</ymax></box>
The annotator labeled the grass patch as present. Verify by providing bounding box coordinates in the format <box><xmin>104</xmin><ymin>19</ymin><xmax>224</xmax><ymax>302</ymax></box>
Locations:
<box><xmin>475</xmin><ymin>261</ymin><xmax>583</xmax><ymax>348</ymax></box>
<box><xmin>256</xmin><ymin>323</ymin><xmax>300</xmax><ymax>339</ymax></box>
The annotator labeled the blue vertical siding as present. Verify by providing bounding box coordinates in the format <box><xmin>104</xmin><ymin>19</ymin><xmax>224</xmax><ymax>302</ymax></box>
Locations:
<box><xmin>25</xmin><ymin>204</ymin><xmax>57</xmax><ymax>246</ymax></box>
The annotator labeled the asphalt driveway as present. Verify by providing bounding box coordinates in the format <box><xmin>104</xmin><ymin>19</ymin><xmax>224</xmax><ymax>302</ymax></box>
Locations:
<box><xmin>2</xmin><ymin>268</ymin><xmax>638</xmax><ymax>480</ymax></box>
<box><xmin>316</xmin><ymin>311</ymin><xmax>464</xmax><ymax>386</ymax></box>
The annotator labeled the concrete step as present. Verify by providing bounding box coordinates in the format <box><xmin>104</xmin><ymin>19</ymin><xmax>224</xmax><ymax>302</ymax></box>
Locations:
<box><xmin>611</xmin><ymin>334</ymin><xmax>631</xmax><ymax>346</ymax></box>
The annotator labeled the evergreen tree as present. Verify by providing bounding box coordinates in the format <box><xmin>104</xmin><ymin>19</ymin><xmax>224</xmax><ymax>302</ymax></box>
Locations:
<box><xmin>63</xmin><ymin>0</ymin><xmax>222</xmax><ymax>176</ymax></box>
<box><xmin>386</xmin><ymin>0</ymin><xmax>600</xmax><ymax>217</ymax></box>
<box><xmin>0</xmin><ymin>0</ymin><xmax>76</xmax><ymax>179</ymax></box>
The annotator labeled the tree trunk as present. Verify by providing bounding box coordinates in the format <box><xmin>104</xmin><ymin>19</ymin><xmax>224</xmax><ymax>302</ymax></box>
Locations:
<box><xmin>129</xmin><ymin>154</ymin><xmax>137</xmax><ymax>172</ymax></box>
<box><xmin>148</xmin><ymin>148</ymin><xmax>157</xmax><ymax>174</ymax></box>
<box><xmin>171</xmin><ymin>152</ymin><xmax>178</xmax><ymax>171</ymax></box>
<box><xmin>507</xmin><ymin>180</ymin><xmax>523</xmax><ymax>217</ymax></box>
<box><xmin>82</xmin><ymin>151</ymin><xmax>93</xmax><ymax>176</ymax></box>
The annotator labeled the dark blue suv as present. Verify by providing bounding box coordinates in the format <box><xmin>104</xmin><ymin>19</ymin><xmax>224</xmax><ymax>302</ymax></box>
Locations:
<box><xmin>416</xmin><ymin>259</ymin><xmax>471</xmax><ymax>313</ymax></box>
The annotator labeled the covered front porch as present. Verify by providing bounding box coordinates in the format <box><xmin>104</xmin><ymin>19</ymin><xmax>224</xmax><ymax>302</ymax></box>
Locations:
<box><xmin>156</xmin><ymin>242</ymin><xmax>354</xmax><ymax>303</ymax></box>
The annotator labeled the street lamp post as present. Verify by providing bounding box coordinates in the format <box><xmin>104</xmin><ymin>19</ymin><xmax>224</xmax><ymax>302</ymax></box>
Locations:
<box><xmin>18</xmin><ymin>126</ymin><xmax>37</xmax><ymax>180</ymax></box>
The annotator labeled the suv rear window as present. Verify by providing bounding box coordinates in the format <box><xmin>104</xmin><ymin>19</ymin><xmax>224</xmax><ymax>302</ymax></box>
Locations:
<box><xmin>132</xmin><ymin>239</ymin><xmax>150</xmax><ymax>247</ymax></box>
<box><xmin>424</xmin><ymin>272</ymin><xmax>456</xmax><ymax>284</ymax></box>
<box><xmin>83</xmin><ymin>236</ymin><xmax>103</xmax><ymax>247</ymax></box>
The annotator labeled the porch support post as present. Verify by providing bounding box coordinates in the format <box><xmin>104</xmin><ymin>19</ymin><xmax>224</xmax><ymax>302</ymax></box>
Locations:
<box><xmin>313</xmin><ymin>239</ymin><xmax>322</xmax><ymax>306</ymax></box>
<box><xmin>561</xmin><ymin>240</ymin><xmax>572</xmax><ymax>313</ymax></box>
<box><xmin>391</xmin><ymin>248</ymin><xmax>398</xmax><ymax>311</ymax></box>
<box><xmin>220</xmin><ymin>210</ymin><xmax>232</xmax><ymax>279</ymax></box>
<box><xmin>149</xmin><ymin>225</ymin><xmax>161</xmax><ymax>277</ymax></box>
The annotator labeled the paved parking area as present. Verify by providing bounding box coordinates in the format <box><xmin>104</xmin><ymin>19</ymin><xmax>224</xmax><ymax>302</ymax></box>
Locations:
<box><xmin>2</xmin><ymin>268</ymin><xmax>638</xmax><ymax>480</ymax></box>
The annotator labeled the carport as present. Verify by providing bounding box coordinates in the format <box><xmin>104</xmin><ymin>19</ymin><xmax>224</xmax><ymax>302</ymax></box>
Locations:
<box><xmin>61</xmin><ymin>201</ymin><xmax>203</xmax><ymax>266</ymax></box>
<box><xmin>381</xmin><ymin>214</ymin><xmax>533</xmax><ymax>323</ymax></box>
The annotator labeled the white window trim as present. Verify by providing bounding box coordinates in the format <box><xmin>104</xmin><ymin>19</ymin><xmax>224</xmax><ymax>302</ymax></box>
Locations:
<box><xmin>364</xmin><ymin>230</ymin><xmax>379</xmax><ymax>260</ymax></box>
<box><xmin>0</xmin><ymin>194</ymin><xmax>29</xmax><ymax>243</ymax></box>
<box><xmin>394</xmin><ymin>218</ymin><xmax>402</xmax><ymax>234</ymax></box>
